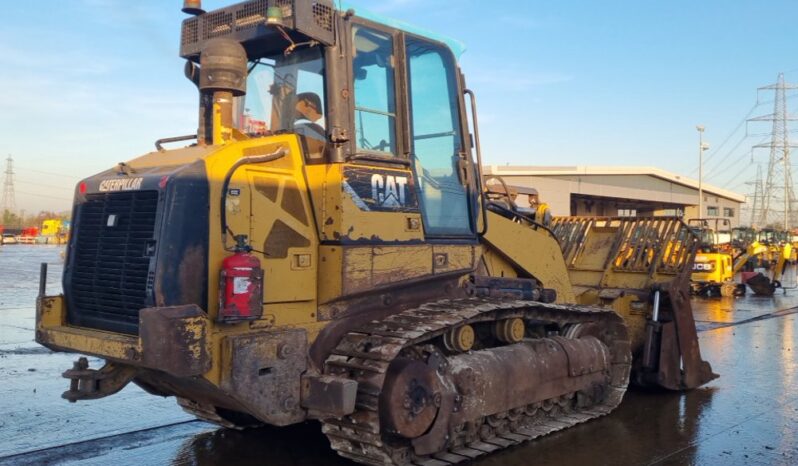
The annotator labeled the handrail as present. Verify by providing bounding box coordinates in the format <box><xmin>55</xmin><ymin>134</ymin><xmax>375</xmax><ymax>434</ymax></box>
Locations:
<box><xmin>155</xmin><ymin>134</ymin><xmax>198</xmax><ymax>152</ymax></box>
<box><xmin>465</xmin><ymin>89</ymin><xmax>488</xmax><ymax>236</ymax></box>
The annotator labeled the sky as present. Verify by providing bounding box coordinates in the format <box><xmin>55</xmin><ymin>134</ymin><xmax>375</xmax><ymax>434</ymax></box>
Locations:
<box><xmin>1</xmin><ymin>0</ymin><xmax>796</xmax><ymax>214</ymax></box>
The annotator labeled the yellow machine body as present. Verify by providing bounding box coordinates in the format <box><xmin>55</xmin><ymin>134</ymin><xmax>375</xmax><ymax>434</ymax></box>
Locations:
<box><xmin>691</xmin><ymin>253</ymin><xmax>734</xmax><ymax>285</ymax></box>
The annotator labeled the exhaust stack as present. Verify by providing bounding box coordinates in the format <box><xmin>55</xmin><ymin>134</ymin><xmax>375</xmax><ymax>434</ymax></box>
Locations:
<box><xmin>197</xmin><ymin>38</ymin><xmax>248</xmax><ymax>146</ymax></box>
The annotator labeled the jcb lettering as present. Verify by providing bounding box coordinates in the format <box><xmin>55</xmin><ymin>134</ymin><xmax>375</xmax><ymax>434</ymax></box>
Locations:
<box><xmin>692</xmin><ymin>263</ymin><xmax>715</xmax><ymax>272</ymax></box>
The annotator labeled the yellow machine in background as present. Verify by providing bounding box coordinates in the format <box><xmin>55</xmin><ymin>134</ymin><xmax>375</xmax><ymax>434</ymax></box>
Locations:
<box><xmin>33</xmin><ymin>2</ymin><xmax>716</xmax><ymax>464</ymax></box>
<box><xmin>39</xmin><ymin>219</ymin><xmax>69</xmax><ymax>245</ymax></box>
<box><xmin>691</xmin><ymin>252</ymin><xmax>738</xmax><ymax>297</ymax></box>
<box><xmin>688</xmin><ymin>219</ymin><xmax>731</xmax><ymax>250</ymax></box>
<box><xmin>691</xmin><ymin>241</ymin><xmax>769</xmax><ymax>297</ymax></box>
<box><xmin>791</xmin><ymin>230</ymin><xmax>798</xmax><ymax>262</ymax></box>
<box><xmin>731</xmin><ymin>226</ymin><xmax>757</xmax><ymax>260</ymax></box>
<box><xmin>691</xmin><ymin>230</ymin><xmax>790</xmax><ymax>297</ymax></box>
<box><xmin>689</xmin><ymin>218</ymin><xmax>740</xmax><ymax>297</ymax></box>
<box><xmin>40</xmin><ymin>219</ymin><xmax>62</xmax><ymax>236</ymax></box>
<box><xmin>745</xmin><ymin>241</ymin><xmax>793</xmax><ymax>296</ymax></box>
<box><xmin>756</xmin><ymin>228</ymin><xmax>790</xmax><ymax>267</ymax></box>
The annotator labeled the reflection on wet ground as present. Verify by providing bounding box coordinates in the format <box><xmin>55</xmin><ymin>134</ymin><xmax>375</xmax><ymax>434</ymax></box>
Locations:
<box><xmin>0</xmin><ymin>247</ymin><xmax>196</xmax><ymax>459</ymax></box>
<box><xmin>2</xmin><ymin>247</ymin><xmax>798</xmax><ymax>465</ymax></box>
<box><xmin>693</xmin><ymin>266</ymin><xmax>798</xmax><ymax>329</ymax></box>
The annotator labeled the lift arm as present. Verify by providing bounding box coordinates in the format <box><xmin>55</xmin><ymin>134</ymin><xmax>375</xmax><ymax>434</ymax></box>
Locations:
<box><xmin>732</xmin><ymin>241</ymin><xmax>769</xmax><ymax>275</ymax></box>
<box><xmin>773</xmin><ymin>243</ymin><xmax>792</xmax><ymax>283</ymax></box>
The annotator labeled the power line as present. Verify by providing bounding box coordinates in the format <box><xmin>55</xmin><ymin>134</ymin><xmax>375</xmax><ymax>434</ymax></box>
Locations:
<box><xmin>14</xmin><ymin>190</ymin><xmax>72</xmax><ymax>201</ymax></box>
<box><xmin>14</xmin><ymin>166</ymin><xmax>81</xmax><ymax>179</ymax></box>
<box><xmin>14</xmin><ymin>179</ymin><xmax>74</xmax><ymax>191</ymax></box>
<box><xmin>692</xmin><ymin>102</ymin><xmax>761</xmax><ymax>175</ymax></box>
<box><xmin>707</xmin><ymin>135</ymin><xmax>771</xmax><ymax>183</ymax></box>
<box><xmin>747</xmin><ymin>164</ymin><xmax>764</xmax><ymax>225</ymax></box>
<box><xmin>749</xmin><ymin>73</ymin><xmax>798</xmax><ymax>228</ymax></box>
<box><xmin>721</xmin><ymin>158</ymin><xmax>756</xmax><ymax>189</ymax></box>
<box><xmin>694</xmin><ymin>91</ymin><xmax>798</xmax><ymax>181</ymax></box>
<box><xmin>726</xmin><ymin>180</ymin><xmax>749</xmax><ymax>191</ymax></box>
<box><xmin>703</xmin><ymin>138</ymin><xmax>750</xmax><ymax>180</ymax></box>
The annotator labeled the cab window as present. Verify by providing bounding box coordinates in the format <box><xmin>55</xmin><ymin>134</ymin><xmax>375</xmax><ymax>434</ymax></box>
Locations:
<box><xmin>352</xmin><ymin>26</ymin><xmax>398</xmax><ymax>156</ymax></box>
<box><xmin>234</xmin><ymin>47</ymin><xmax>326</xmax><ymax>160</ymax></box>
<box><xmin>406</xmin><ymin>36</ymin><xmax>472</xmax><ymax>236</ymax></box>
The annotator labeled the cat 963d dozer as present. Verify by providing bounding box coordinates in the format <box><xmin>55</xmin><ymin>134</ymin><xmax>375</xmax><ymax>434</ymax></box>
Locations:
<box><xmin>35</xmin><ymin>1</ymin><xmax>715</xmax><ymax>464</ymax></box>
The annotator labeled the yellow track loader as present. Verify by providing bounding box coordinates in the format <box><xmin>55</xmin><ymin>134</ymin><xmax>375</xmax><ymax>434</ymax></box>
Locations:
<box><xmin>35</xmin><ymin>2</ymin><xmax>715</xmax><ymax>464</ymax></box>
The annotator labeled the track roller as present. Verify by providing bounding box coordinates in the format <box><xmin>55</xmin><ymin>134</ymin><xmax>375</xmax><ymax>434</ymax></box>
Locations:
<box><xmin>443</xmin><ymin>325</ymin><xmax>475</xmax><ymax>352</ymax></box>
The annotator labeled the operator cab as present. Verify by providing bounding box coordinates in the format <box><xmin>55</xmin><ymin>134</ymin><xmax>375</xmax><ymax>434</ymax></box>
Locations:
<box><xmin>731</xmin><ymin>226</ymin><xmax>755</xmax><ymax>249</ymax></box>
<box><xmin>757</xmin><ymin>228</ymin><xmax>782</xmax><ymax>245</ymax></box>
<box><xmin>181</xmin><ymin>0</ymin><xmax>480</xmax><ymax>240</ymax></box>
<box><xmin>688</xmin><ymin>218</ymin><xmax>731</xmax><ymax>252</ymax></box>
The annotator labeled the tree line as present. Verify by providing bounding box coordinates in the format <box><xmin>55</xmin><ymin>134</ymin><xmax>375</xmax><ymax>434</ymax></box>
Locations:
<box><xmin>2</xmin><ymin>209</ymin><xmax>71</xmax><ymax>229</ymax></box>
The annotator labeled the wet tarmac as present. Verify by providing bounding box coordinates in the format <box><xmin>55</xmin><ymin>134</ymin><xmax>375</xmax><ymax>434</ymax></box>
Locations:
<box><xmin>2</xmin><ymin>245</ymin><xmax>798</xmax><ymax>465</ymax></box>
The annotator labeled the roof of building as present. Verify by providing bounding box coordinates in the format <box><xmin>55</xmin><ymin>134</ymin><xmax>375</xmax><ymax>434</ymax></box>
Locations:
<box><xmin>484</xmin><ymin>165</ymin><xmax>746</xmax><ymax>203</ymax></box>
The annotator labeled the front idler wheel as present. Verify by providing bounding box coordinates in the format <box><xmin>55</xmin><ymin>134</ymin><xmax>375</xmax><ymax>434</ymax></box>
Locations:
<box><xmin>380</xmin><ymin>358</ymin><xmax>441</xmax><ymax>439</ymax></box>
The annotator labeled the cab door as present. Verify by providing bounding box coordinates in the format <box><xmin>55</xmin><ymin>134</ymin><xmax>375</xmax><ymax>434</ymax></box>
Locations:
<box><xmin>404</xmin><ymin>36</ymin><xmax>474</xmax><ymax>238</ymax></box>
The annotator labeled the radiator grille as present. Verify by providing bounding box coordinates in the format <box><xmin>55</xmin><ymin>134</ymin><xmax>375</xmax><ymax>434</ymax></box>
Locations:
<box><xmin>68</xmin><ymin>191</ymin><xmax>159</xmax><ymax>335</ymax></box>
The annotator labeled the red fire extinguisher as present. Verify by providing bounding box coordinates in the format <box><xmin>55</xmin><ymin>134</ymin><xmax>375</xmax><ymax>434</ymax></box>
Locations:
<box><xmin>218</xmin><ymin>235</ymin><xmax>264</xmax><ymax>323</ymax></box>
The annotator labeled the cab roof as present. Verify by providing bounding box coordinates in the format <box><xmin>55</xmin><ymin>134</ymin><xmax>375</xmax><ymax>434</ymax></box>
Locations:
<box><xmin>344</xmin><ymin>2</ymin><xmax>467</xmax><ymax>58</ymax></box>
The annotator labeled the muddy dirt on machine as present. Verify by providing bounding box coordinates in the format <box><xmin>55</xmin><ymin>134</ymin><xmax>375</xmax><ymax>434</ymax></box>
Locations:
<box><xmin>320</xmin><ymin>298</ymin><xmax>631</xmax><ymax>465</ymax></box>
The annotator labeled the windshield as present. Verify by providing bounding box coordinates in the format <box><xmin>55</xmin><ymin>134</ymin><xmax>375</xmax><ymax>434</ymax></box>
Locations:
<box><xmin>732</xmin><ymin>228</ymin><xmax>752</xmax><ymax>244</ymax></box>
<box><xmin>698</xmin><ymin>229</ymin><xmax>714</xmax><ymax>246</ymax></box>
<box><xmin>234</xmin><ymin>47</ymin><xmax>326</xmax><ymax>155</ymax></box>
<box><xmin>758</xmin><ymin>230</ymin><xmax>776</xmax><ymax>243</ymax></box>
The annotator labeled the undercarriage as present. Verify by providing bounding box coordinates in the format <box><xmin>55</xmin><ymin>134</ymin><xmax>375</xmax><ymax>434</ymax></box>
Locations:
<box><xmin>320</xmin><ymin>298</ymin><xmax>629</xmax><ymax>465</ymax></box>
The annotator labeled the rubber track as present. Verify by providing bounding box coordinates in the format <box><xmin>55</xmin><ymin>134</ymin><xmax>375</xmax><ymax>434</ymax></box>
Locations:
<box><xmin>320</xmin><ymin>297</ymin><xmax>631</xmax><ymax>466</ymax></box>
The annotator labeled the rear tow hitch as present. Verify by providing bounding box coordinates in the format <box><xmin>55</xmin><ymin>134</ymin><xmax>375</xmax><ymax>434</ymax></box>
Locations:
<box><xmin>62</xmin><ymin>357</ymin><xmax>138</xmax><ymax>402</ymax></box>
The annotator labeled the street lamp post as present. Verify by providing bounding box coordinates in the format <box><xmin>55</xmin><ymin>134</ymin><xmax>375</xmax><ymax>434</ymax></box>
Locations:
<box><xmin>696</xmin><ymin>125</ymin><xmax>709</xmax><ymax>219</ymax></box>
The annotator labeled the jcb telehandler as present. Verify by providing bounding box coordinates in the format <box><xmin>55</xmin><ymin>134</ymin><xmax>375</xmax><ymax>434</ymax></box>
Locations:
<box><xmin>35</xmin><ymin>2</ymin><xmax>715</xmax><ymax>464</ymax></box>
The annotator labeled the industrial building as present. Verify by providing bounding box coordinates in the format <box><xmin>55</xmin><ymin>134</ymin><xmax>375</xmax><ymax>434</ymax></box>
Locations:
<box><xmin>484</xmin><ymin>165</ymin><xmax>746</xmax><ymax>227</ymax></box>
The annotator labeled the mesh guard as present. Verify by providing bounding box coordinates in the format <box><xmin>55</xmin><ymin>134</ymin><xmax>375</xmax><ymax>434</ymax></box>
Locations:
<box><xmin>180</xmin><ymin>0</ymin><xmax>335</xmax><ymax>59</ymax></box>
